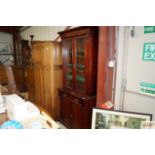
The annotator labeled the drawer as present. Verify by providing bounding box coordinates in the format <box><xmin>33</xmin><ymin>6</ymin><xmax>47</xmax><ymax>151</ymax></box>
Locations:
<box><xmin>68</xmin><ymin>97</ymin><xmax>81</xmax><ymax>104</ymax></box>
<box><xmin>60</xmin><ymin>93</ymin><xmax>80</xmax><ymax>102</ymax></box>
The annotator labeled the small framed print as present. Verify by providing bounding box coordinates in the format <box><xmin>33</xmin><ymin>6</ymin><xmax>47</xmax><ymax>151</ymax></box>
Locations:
<box><xmin>91</xmin><ymin>108</ymin><xmax>152</xmax><ymax>129</ymax></box>
<box><xmin>0</xmin><ymin>43</ymin><xmax>11</xmax><ymax>54</ymax></box>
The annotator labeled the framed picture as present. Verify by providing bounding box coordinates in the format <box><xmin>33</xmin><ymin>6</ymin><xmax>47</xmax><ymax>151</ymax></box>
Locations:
<box><xmin>91</xmin><ymin>108</ymin><xmax>152</xmax><ymax>129</ymax></box>
<box><xmin>0</xmin><ymin>42</ymin><xmax>11</xmax><ymax>54</ymax></box>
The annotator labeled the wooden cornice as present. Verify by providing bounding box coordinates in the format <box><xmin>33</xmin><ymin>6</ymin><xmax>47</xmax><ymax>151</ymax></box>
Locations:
<box><xmin>55</xmin><ymin>26</ymin><xmax>71</xmax><ymax>41</ymax></box>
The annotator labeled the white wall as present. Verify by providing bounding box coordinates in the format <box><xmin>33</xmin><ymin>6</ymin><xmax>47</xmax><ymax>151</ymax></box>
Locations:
<box><xmin>0</xmin><ymin>32</ymin><xmax>13</xmax><ymax>49</ymax></box>
<box><xmin>115</xmin><ymin>26</ymin><xmax>155</xmax><ymax>120</ymax></box>
<box><xmin>20</xmin><ymin>26</ymin><xmax>71</xmax><ymax>41</ymax></box>
<box><xmin>114</xmin><ymin>27</ymin><xmax>128</xmax><ymax>110</ymax></box>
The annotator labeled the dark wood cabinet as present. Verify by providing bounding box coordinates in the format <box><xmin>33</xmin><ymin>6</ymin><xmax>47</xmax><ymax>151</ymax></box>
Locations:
<box><xmin>58</xmin><ymin>27</ymin><xmax>98</xmax><ymax>128</ymax></box>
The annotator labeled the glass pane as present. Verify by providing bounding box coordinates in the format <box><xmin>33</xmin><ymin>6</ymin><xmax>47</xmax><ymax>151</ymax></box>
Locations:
<box><xmin>75</xmin><ymin>37</ymin><xmax>85</xmax><ymax>91</ymax></box>
<box><xmin>76</xmin><ymin>38</ymin><xmax>85</xmax><ymax>65</ymax></box>
<box><xmin>65</xmin><ymin>39</ymin><xmax>72</xmax><ymax>65</ymax></box>
<box><xmin>66</xmin><ymin>67</ymin><xmax>73</xmax><ymax>87</ymax></box>
<box><xmin>64</xmin><ymin>39</ymin><xmax>73</xmax><ymax>88</ymax></box>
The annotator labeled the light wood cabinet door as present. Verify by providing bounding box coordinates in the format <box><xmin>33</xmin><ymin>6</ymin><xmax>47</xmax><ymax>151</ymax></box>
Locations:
<box><xmin>27</xmin><ymin>41</ymin><xmax>62</xmax><ymax>119</ymax></box>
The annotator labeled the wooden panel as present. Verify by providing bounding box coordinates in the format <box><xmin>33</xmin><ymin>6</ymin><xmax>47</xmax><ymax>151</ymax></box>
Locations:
<box><xmin>53</xmin><ymin>69</ymin><xmax>62</xmax><ymax>119</ymax></box>
<box><xmin>96</xmin><ymin>27</ymin><xmax>109</xmax><ymax>105</ymax></box>
<box><xmin>26</xmin><ymin>66</ymin><xmax>35</xmax><ymax>87</ymax></box>
<box><xmin>32</xmin><ymin>43</ymin><xmax>44</xmax><ymax>108</ymax></box>
<box><xmin>72</xmin><ymin>101</ymin><xmax>84</xmax><ymax>128</ymax></box>
<box><xmin>42</xmin><ymin>43</ymin><xmax>51</xmax><ymax>115</ymax></box>
<box><xmin>12</xmin><ymin>65</ymin><xmax>27</xmax><ymax>92</ymax></box>
<box><xmin>62</xmin><ymin>99</ymin><xmax>72</xmax><ymax>126</ymax></box>
<box><xmin>32</xmin><ymin>42</ymin><xmax>44</xmax><ymax>64</ymax></box>
<box><xmin>26</xmin><ymin>66</ymin><xmax>36</xmax><ymax>103</ymax></box>
<box><xmin>96</xmin><ymin>26</ymin><xmax>116</xmax><ymax>106</ymax></box>
<box><xmin>52</xmin><ymin>42</ymin><xmax>62</xmax><ymax>119</ymax></box>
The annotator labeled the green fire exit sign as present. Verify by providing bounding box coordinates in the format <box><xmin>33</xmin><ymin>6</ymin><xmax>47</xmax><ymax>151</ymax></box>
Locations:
<box><xmin>140</xmin><ymin>82</ymin><xmax>155</xmax><ymax>96</ymax></box>
<box><xmin>143</xmin><ymin>43</ymin><xmax>155</xmax><ymax>61</ymax></box>
<box><xmin>144</xmin><ymin>26</ymin><xmax>155</xmax><ymax>34</ymax></box>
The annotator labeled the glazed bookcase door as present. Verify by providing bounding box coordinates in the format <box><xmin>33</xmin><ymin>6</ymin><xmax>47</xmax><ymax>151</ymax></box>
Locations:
<box><xmin>75</xmin><ymin>37</ymin><xmax>86</xmax><ymax>93</ymax></box>
<box><xmin>63</xmin><ymin>39</ymin><xmax>74</xmax><ymax>89</ymax></box>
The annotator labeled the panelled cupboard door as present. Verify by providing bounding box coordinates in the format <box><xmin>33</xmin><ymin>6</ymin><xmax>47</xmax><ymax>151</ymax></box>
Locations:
<box><xmin>42</xmin><ymin>43</ymin><xmax>53</xmax><ymax>115</ymax></box>
<box><xmin>29</xmin><ymin>41</ymin><xmax>62</xmax><ymax>118</ymax></box>
<box><xmin>52</xmin><ymin>43</ymin><xmax>63</xmax><ymax>119</ymax></box>
<box><xmin>59</xmin><ymin>89</ymin><xmax>96</xmax><ymax>129</ymax></box>
<box><xmin>60</xmin><ymin>94</ymin><xmax>84</xmax><ymax>128</ymax></box>
<box><xmin>72</xmin><ymin>101</ymin><xmax>84</xmax><ymax>129</ymax></box>
<box><xmin>35</xmin><ymin>59</ymin><xmax>44</xmax><ymax>108</ymax></box>
<box><xmin>32</xmin><ymin>43</ymin><xmax>44</xmax><ymax>64</ymax></box>
<box><xmin>32</xmin><ymin>43</ymin><xmax>44</xmax><ymax>108</ymax></box>
<box><xmin>62</xmin><ymin>99</ymin><xmax>72</xmax><ymax>126</ymax></box>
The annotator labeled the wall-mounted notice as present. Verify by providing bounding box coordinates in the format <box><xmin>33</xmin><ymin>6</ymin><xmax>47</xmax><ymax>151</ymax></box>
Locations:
<box><xmin>140</xmin><ymin>82</ymin><xmax>155</xmax><ymax>96</ymax></box>
<box><xmin>144</xmin><ymin>26</ymin><xmax>155</xmax><ymax>34</ymax></box>
<box><xmin>143</xmin><ymin>43</ymin><xmax>155</xmax><ymax>61</ymax></box>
